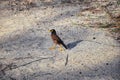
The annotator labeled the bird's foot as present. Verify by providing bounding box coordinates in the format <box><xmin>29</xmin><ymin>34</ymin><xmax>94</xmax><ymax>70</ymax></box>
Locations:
<box><xmin>49</xmin><ymin>47</ymin><xmax>56</xmax><ymax>50</ymax></box>
<box><xmin>59</xmin><ymin>47</ymin><xmax>65</xmax><ymax>52</ymax></box>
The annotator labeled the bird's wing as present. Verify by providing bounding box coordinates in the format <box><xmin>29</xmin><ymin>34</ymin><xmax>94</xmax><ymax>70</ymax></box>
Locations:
<box><xmin>53</xmin><ymin>35</ymin><xmax>67</xmax><ymax>49</ymax></box>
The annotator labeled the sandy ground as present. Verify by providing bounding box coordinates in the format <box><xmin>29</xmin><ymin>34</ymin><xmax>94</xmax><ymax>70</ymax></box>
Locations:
<box><xmin>0</xmin><ymin>1</ymin><xmax>120</xmax><ymax>80</ymax></box>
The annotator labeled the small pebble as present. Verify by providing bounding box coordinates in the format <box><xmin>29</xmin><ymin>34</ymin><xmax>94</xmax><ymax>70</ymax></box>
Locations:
<box><xmin>106</xmin><ymin>63</ymin><xmax>109</xmax><ymax>65</ymax></box>
<box><xmin>79</xmin><ymin>72</ymin><xmax>82</xmax><ymax>74</ymax></box>
<box><xmin>93</xmin><ymin>37</ymin><xmax>96</xmax><ymax>39</ymax></box>
<box><xmin>60</xmin><ymin>14</ymin><xmax>63</xmax><ymax>16</ymax></box>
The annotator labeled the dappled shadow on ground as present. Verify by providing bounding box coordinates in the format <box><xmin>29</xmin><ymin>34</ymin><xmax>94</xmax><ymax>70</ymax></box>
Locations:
<box><xmin>0</xmin><ymin>56</ymin><xmax>119</xmax><ymax>80</ymax></box>
<box><xmin>0</xmin><ymin>30</ymin><xmax>48</xmax><ymax>51</ymax></box>
<box><xmin>27</xmin><ymin>57</ymin><xmax>120</xmax><ymax>80</ymax></box>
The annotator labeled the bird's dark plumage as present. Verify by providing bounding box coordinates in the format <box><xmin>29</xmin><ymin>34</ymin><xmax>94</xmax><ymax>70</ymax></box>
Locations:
<box><xmin>49</xmin><ymin>29</ymin><xmax>67</xmax><ymax>50</ymax></box>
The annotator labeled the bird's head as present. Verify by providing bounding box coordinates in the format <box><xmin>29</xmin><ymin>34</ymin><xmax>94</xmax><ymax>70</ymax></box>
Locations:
<box><xmin>49</xmin><ymin>29</ymin><xmax>56</xmax><ymax>34</ymax></box>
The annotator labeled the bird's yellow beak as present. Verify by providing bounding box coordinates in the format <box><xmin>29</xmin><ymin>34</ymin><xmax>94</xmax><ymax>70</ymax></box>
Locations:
<box><xmin>49</xmin><ymin>30</ymin><xmax>53</xmax><ymax>32</ymax></box>
<box><xmin>49</xmin><ymin>30</ymin><xmax>51</xmax><ymax>32</ymax></box>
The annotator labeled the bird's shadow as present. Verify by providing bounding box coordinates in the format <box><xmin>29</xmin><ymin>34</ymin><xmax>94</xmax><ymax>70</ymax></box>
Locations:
<box><xmin>67</xmin><ymin>40</ymin><xmax>83</xmax><ymax>49</ymax></box>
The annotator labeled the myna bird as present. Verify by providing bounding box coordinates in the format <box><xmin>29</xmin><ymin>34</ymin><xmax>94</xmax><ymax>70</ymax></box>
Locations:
<box><xmin>49</xmin><ymin>29</ymin><xmax>67</xmax><ymax>51</ymax></box>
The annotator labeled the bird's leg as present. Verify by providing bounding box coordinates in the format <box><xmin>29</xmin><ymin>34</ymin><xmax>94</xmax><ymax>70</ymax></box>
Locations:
<box><xmin>59</xmin><ymin>44</ymin><xmax>64</xmax><ymax>51</ymax></box>
<box><xmin>49</xmin><ymin>44</ymin><xmax>56</xmax><ymax>50</ymax></box>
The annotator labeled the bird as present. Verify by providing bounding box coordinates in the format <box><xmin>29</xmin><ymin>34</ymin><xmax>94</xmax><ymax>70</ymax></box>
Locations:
<box><xmin>49</xmin><ymin>29</ymin><xmax>67</xmax><ymax>51</ymax></box>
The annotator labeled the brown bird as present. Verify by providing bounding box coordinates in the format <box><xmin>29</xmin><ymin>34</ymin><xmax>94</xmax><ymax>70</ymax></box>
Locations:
<box><xmin>49</xmin><ymin>29</ymin><xmax>67</xmax><ymax>51</ymax></box>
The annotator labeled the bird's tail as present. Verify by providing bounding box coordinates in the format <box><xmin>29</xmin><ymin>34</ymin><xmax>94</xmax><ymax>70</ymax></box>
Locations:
<box><xmin>61</xmin><ymin>42</ymin><xmax>68</xmax><ymax>49</ymax></box>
